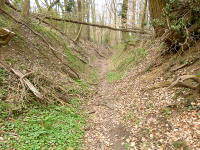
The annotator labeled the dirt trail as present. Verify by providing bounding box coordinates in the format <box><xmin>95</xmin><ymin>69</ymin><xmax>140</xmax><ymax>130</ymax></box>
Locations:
<box><xmin>84</xmin><ymin>50</ymin><xmax>132</xmax><ymax>150</ymax></box>
<box><xmin>83</xmin><ymin>44</ymin><xmax>200</xmax><ymax>150</ymax></box>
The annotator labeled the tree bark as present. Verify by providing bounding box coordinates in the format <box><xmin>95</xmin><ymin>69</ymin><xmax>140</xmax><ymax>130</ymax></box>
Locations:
<box><xmin>22</xmin><ymin>0</ymin><xmax>30</xmax><ymax>19</ymax></box>
<box><xmin>148</xmin><ymin>0</ymin><xmax>166</xmax><ymax>36</ymax></box>
<box><xmin>74</xmin><ymin>0</ymin><xmax>83</xmax><ymax>42</ymax></box>
<box><xmin>131</xmin><ymin>0</ymin><xmax>136</xmax><ymax>27</ymax></box>
<box><xmin>121</xmin><ymin>0</ymin><xmax>129</xmax><ymax>41</ymax></box>
<box><xmin>141</xmin><ymin>0</ymin><xmax>148</xmax><ymax>30</ymax></box>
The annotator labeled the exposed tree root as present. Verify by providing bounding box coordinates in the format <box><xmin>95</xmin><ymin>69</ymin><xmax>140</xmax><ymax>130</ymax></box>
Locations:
<box><xmin>169</xmin><ymin>75</ymin><xmax>200</xmax><ymax>93</ymax></box>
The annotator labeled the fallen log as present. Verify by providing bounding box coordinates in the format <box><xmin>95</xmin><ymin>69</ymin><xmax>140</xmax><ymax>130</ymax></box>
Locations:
<box><xmin>34</xmin><ymin>15</ymin><xmax>152</xmax><ymax>35</ymax></box>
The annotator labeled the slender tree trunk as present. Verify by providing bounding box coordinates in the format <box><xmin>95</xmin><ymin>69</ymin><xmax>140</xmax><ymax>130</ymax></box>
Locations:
<box><xmin>121</xmin><ymin>0</ymin><xmax>129</xmax><ymax>41</ymax></box>
<box><xmin>48</xmin><ymin>0</ymin><xmax>60</xmax><ymax>11</ymax></box>
<box><xmin>141</xmin><ymin>0</ymin><xmax>148</xmax><ymax>30</ymax></box>
<box><xmin>22</xmin><ymin>0</ymin><xmax>30</xmax><ymax>20</ymax></box>
<box><xmin>91</xmin><ymin>0</ymin><xmax>96</xmax><ymax>42</ymax></box>
<box><xmin>86</xmin><ymin>0</ymin><xmax>90</xmax><ymax>41</ymax></box>
<box><xmin>131</xmin><ymin>0</ymin><xmax>136</xmax><ymax>27</ymax></box>
<box><xmin>74</xmin><ymin>0</ymin><xmax>82</xmax><ymax>42</ymax></box>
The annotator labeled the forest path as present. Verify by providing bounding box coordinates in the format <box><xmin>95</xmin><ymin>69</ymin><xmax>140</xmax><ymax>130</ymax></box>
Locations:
<box><xmin>83</xmin><ymin>48</ymin><xmax>132</xmax><ymax>150</ymax></box>
<box><xmin>83</xmin><ymin>42</ymin><xmax>200</xmax><ymax>150</ymax></box>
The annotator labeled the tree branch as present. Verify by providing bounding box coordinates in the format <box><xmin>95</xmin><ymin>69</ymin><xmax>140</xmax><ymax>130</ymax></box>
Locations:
<box><xmin>37</xmin><ymin>15</ymin><xmax>152</xmax><ymax>34</ymax></box>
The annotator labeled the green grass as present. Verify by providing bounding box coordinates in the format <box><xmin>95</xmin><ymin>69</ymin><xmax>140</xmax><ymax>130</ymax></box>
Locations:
<box><xmin>0</xmin><ymin>102</ymin><xmax>85</xmax><ymax>150</ymax></box>
<box><xmin>107</xmin><ymin>45</ymin><xmax>147</xmax><ymax>83</ymax></box>
<box><xmin>31</xmin><ymin>23</ymin><xmax>61</xmax><ymax>42</ymax></box>
<box><xmin>106</xmin><ymin>71</ymin><xmax>122</xmax><ymax>83</ymax></box>
<box><xmin>0</xmin><ymin>68</ymin><xmax>7</xmax><ymax>84</ymax></box>
<box><xmin>65</xmin><ymin>79</ymin><xmax>91</xmax><ymax>96</ymax></box>
<box><xmin>0</xmin><ymin>14</ymin><xmax>13</xmax><ymax>28</ymax></box>
<box><xmin>116</xmin><ymin>48</ymin><xmax>147</xmax><ymax>72</ymax></box>
<box><xmin>88</xmin><ymin>69</ymin><xmax>98</xmax><ymax>83</ymax></box>
<box><xmin>0</xmin><ymin>101</ymin><xmax>11</xmax><ymax>120</ymax></box>
<box><xmin>172</xmin><ymin>140</ymin><xmax>189</xmax><ymax>150</ymax></box>
<box><xmin>65</xmin><ymin>48</ymin><xmax>87</xmax><ymax>73</ymax></box>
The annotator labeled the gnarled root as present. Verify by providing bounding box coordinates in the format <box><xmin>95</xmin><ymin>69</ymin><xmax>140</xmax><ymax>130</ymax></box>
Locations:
<box><xmin>169</xmin><ymin>75</ymin><xmax>200</xmax><ymax>93</ymax></box>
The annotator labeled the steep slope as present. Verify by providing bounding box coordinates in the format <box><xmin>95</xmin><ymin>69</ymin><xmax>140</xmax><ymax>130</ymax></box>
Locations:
<box><xmin>0</xmin><ymin>8</ymin><xmax>110</xmax><ymax>149</ymax></box>
<box><xmin>84</xmin><ymin>39</ymin><xmax>200</xmax><ymax>150</ymax></box>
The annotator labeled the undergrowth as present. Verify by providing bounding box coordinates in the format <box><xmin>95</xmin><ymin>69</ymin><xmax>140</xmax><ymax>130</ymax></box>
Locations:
<box><xmin>106</xmin><ymin>71</ymin><xmax>122</xmax><ymax>83</ymax></box>
<box><xmin>0</xmin><ymin>100</ymin><xmax>85</xmax><ymax>150</ymax></box>
<box><xmin>31</xmin><ymin>23</ymin><xmax>61</xmax><ymax>42</ymax></box>
<box><xmin>65</xmin><ymin>48</ymin><xmax>87</xmax><ymax>73</ymax></box>
<box><xmin>108</xmin><ymin>40</ymin><xmax>148</xmax><ymax>82</ymax></box>
<box><xmin>0</xmin><ymin>12</ymin><xmax>99</xmax><ymax>150</ymax></box>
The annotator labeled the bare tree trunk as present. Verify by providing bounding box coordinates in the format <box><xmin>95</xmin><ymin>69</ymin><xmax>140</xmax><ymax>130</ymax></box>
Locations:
<box><xmin>74</xmin><ymin>0</ymin><xmax>82</xmax><ymax>42</ymax></box>
<box><xmin>131</xmin><ymin>0</ymin><xmax>136</xmax><ymax>27</ymax></box>
<box><xmin>22</xmin><ymin>0</ymin><xmax>30</xmax><ymax>20</ymax></box>
<box><xmin>148</xmin><ymin>0</ymin><xmax>166</xmax><ymax>36</ymax></box>
<box><xmin>85</xmin><ymin>0</ymin><xmax>91</xmax><ymax>41</ymax></box>
<box><xmin>91</xmin><ymin>0</ymin><xmax>96</xmax><ymax>42</ymax></box>
<box><xmin>141</xmin><ymin>0</ymin><xmax>148</xmax><ymax>30</ymax></box>
<box><xmin>121</xmin><ymin>0</ymin><xmax>129</xmax><ymax>41</ymax></box>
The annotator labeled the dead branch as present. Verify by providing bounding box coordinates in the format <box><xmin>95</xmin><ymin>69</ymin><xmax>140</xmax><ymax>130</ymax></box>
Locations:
<box><xmin>11</xmin><ymin>68</ymin><xmax>43</xmax><ymax>99</ymax></box>
<box><xmin>36</xmin><ymin>15</ymin><xmax>152</xmax><ymax>35</ymax></box>
<box><xmin>169</xmin><ymin>75</ymin><xmax>200</xmax><ymax>93</ymax></box>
